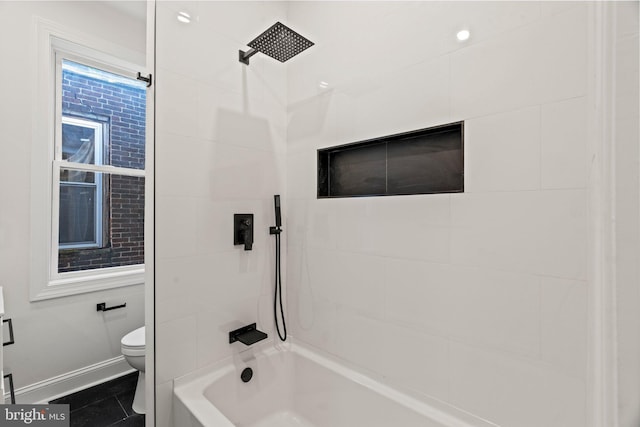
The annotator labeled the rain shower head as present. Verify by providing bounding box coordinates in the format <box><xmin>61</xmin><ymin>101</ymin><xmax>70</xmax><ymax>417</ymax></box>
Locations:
<box><xmin>239</xmin><ymin>22</ymin><xmax>314</xmax><ymax>65</ymax></box>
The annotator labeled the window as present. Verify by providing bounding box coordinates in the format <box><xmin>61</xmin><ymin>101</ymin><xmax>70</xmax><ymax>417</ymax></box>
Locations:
<box><xmin>59</xmin><ymin>116</ymin><xmax>105</xmax><ymax>249</ymax></box>
<box><xmin>54</xmin><ymin>60</ymin><xmax>146</xmax><ymax>274</ymax></box>
<box><xmin>31</xmin><ymin>24</ymin><xmax>149</xmax><ymax>300</ymax></box>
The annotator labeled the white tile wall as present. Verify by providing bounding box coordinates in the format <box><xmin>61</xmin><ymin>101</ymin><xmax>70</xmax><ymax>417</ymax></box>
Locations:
<box><xmin>451</xmin><ymin>190</ymin><xmax>587</xmax><ymax>279</ymax></box>
<box><xmin>448</xmin><ymin>342</ymin><xmax>586</xmax><ymax>427</ymax></box>
<box><xmin>450</xmin><ymin>5</ymin><xmax>587</xmax><ymax>119</ymax></box>
<box><xmin>290</xmin><ymin>289</ymin><xmax>339</xmax><ymax>352</ymax></box>
<box><xmin>447</xmin><ymin>267</ymin><xmax>540</xmax><ymax>358</ymax></box>
<box><xmin>286</xmin><ymin>1</ymin><xmax>544</xmax><ymax>106</ymax></box>
<box><xmin>540</xmin><ymin>277</ymin><xmax>588</xmax><ymax>379</ymax></box>
<box><xmin>352</xmin><ymin>56</ymin><xmax>452</xmax><ymax>141</ymax></box>
<box><xmin>384</xmin><ymin>259</ymin><xmax>452</xmax><ymax>337</ymax></box>
<box><xmin>384</xmin><ymin>260</ymin><xmax>545</xmax><ymax>359</ymax></box>
<box><xmin>155</xmin><ymin>195</ymin><xmax>199</xmax><ymax>259</ymax></box>
<box><xmin>285</xmin><ymin>2</ymin><xmax>591</xmax><ymax>426</ymax></box>
<box><xmin>155</xmin><ymin>1</ymin><xmax>288</xmax><ymax>422</ymax></box>
<box><xmin>156</xmin><ymin>1</ymin><xmax>597</xmax><ymax>426</ymax></box>
<box><xmin>334</xmin><ymin>195</ymin><xmax>452</xmax><ymax>262</ymax></box>
<box><xmin>378</xmin><ymin>325</ymin><xmax>451</xmax><ymax>402</ymax></box>
<box><xmin>156</xmin><ymin>315</ymin><xmax>197</xmax><ymax>384</ymax></box>
<box><xmin>155</xmin><ymin>381</ymin><xmax>174</xmax><ymax>427</ymax></box>
<box><xmin>331</xmin><ymin>311</ymin><xmax>386</xmax><ymax>375</ymax></box>
<box><xmin>287</xmin><ymin>90</ymin><xmax>358</xmax><ymax>155</ymax></box>
<box><xmin>541</xmin><ymin>97</ymin><xmax>588</xmax><ymax>189</ymax></box>
<box><xmin>155</xmin><ymin>134</ymin><xmax>211</xmax><ymax>198</ymax></box>
<box><xmin>465</xmin><ymin>106</ymin><xmax>541</xmax><ymax>192</ymax></box>
<box><xmin>331</xmin><ymin>252</ymin><xmax>386</xmax><ymax>317</ymax></box>
<box><xmin>155</xmin><ymin>70</ymin><xmax>199</xmax><ymax>138</ymax></box>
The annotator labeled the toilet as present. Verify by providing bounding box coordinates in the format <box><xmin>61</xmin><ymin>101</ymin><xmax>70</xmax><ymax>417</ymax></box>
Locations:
<box><xmin>121</xmin><ymin>326</ymin><xmax>145</xmax><ymax>414</ymax></box>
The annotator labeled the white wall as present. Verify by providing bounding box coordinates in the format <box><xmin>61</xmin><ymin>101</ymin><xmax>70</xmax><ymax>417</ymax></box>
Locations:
<box><xmin>614</xmin><ymin>2</ymin><xmax>640</xmax><ymax>426</ymax></box>
<box><xmin>0</xmin><ymin>1</ymin><xmax>145</xmax><ymax>397</ymax></box>
<box><xmin>286</xmin><ymin>2</ymin><xmax>590</xmax><ymax>426</ymax></box>
<box><xmin>153</xmin><ymin>2</ymin><xmax>288</xmax><ymax>425</ymax></box>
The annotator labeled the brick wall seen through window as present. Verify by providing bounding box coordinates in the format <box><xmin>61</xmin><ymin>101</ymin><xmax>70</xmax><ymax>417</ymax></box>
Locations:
<box><xmin>58</xmin><ymin>67</ymin><xmax>145</xmax><ymax>272</ymax></box>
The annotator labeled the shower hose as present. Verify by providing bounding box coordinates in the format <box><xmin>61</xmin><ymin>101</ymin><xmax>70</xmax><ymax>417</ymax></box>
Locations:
<box><xmin>274</xmin><ymin>227</ymin><xmax>287</xmax><ymax>341</ymax></box>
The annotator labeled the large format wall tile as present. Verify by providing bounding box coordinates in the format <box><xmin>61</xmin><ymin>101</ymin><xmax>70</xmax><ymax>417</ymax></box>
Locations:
<box><xmin>449</xmin><ymin>342</ymin><xmax>586</xmax><ymax>427</ymax></box>
<box><xmin>465</xmin><ymin>106</ymin><xmax>541</xmax><ymax>192</ymax></box>
<box><xmin>540</xmin><ymin>277</ymin><xmax>588</xmax><ymax>379</ymax></box>
<box><xmin>447</xmin><ymin>267</ymin><xmax>540</xmax><ymax>358</ymax></box>
<box><xmin>383</xmin><ymin>259</ymin><xmax>452</xmax><ymax>337</ymax></box>
<box><xmin>156</xmin><ymin>316</ymin><xmax>197</xmax><ymax>385</ymax></box>
<box><xmin>450</xmin><ymin>190</ymin><xmax>587</xmax><ymax>280</ymax></box>
<box><xmin>450</xmin><ymin>6</ymin><xmax>587</xmax><ymax>119</ymax></box>
<box><xmin>541</xmin><ymin>97</ymin><xmax>588</xmax><ymax>190</ymax></box>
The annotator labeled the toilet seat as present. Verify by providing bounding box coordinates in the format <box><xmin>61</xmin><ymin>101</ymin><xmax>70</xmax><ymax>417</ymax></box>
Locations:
<box><xmin>121</xmin><ymin>326</ymin><xmax>145</xmax><ymax>357</ymax></box>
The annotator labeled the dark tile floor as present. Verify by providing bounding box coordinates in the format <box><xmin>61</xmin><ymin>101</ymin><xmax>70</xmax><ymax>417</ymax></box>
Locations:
<box><xmin>50</xmin><ymin>372</ymin><xmax>144</xmax><ymax>427</ymax></box>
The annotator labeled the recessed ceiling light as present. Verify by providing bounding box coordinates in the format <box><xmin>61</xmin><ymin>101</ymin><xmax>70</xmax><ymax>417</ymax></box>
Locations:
<box><xmin>177</xmin><ymin>11</ymin><xmax>191</xmax><ymax>23</ymax></box>
<box><xmin>456</xmin><ymin>29</ymin><xmax>470</xmax><ymax>42</ymax></box>
<box><xmin>319</xmin><ymin>81</ymin><xmax>329</xmax><ymax>89</ymax></box>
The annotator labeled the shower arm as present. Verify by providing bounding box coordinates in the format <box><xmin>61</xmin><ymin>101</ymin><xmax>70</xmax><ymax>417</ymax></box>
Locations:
<box><xmin>238</xmin><ymin>48</ymin><xmax>258</xmax><ymax>65</ymax></box>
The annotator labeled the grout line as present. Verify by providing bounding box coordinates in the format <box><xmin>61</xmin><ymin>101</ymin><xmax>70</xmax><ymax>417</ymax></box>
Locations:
<box><xmin>52</xmin><ymin>373</ymin><xmax>138</xmax><ymax>418</ymax></box>
<box><xmin>54</xmin><ymin>393</ymin><xmax>114</xmax><ymax>414</ymax></box>
<box><xmin>539</xmin><ymin>104</ymin><xmax>543</xmax><ymax>190</ymax></box>
<box><xmin>115</xmin><ymin>395</ymin><xmax>129</xmax><ymax>419</ymax></box>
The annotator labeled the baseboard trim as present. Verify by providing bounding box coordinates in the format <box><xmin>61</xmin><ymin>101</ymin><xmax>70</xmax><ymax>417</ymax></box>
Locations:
<box><xmin>7</xmin><ymin>356</ymin><xmax>134</xmax><ymax>404</ymax></box>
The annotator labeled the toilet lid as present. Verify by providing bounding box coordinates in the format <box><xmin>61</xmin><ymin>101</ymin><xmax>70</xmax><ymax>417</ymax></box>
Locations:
<box><xmin>122</xmin><ymin>326</ymin><xmax>145</xmax><ymax>348</ymax></box>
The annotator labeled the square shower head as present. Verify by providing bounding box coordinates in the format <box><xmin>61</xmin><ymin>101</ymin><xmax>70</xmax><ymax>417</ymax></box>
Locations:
<box><xmin>247</xmin><ymin>22</ymin><xmax>314</xmax><ymax>63</ymax></box>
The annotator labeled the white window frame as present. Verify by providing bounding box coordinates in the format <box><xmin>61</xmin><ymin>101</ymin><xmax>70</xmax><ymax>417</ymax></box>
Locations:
<box><xmin>58</xmin><ymin>115</ymin><xmax>104</xmax><ymax>250</ymax></box>
<box><xmin>30</xmin><ymin>19</ymin><xmax>148</xmax><ymax>301</ymax></box>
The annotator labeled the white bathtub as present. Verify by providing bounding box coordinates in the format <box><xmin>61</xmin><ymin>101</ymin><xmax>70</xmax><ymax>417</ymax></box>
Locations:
<box><xmin>173</xmin><ymin>342</ymin><xmax>494</xmax><ymax>427</ymax></box>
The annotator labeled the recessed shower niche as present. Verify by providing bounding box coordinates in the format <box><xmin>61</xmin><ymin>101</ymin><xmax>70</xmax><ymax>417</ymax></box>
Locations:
<box><xmin>317</xmin><ymin>122</ymin><xmax>464</xmax><ymax>198</ymax></box>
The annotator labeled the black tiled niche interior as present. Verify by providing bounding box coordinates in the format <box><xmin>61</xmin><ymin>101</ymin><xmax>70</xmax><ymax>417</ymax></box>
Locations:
<box><xmin>49</xmin><ymin>372</ymin><xmax>144</xmax><ymax>427</ymax></box>
<box><xmin>317</xmin><ymin>122</ymin><xmax>464</xmax><ymax>198</ymax></box>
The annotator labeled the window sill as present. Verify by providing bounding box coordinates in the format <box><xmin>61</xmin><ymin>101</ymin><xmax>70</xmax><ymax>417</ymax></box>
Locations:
<box><xmin>30</xmin><ymin>265</ymin><xmax>144</xmax><ymax>301</ymax></box>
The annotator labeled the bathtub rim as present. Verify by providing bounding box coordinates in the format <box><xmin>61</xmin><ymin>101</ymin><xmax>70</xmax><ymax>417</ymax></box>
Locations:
<box><xmin>173</xmin><ymin>339</ymin><xmax>499</xmax><ymax>427</ymax></box>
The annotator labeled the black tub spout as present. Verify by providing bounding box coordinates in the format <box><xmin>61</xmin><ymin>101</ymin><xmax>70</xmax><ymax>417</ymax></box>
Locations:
<box><xmin>229</xmin><ymin>323</ymin><xmax>268</xmax><ymax>346</ymax></box>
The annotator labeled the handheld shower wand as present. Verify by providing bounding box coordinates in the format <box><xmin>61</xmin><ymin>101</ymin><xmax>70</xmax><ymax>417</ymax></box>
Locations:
<box><xmin>270</xmin><ymin>195</ymin><xmax>287</xmax><ymax>341</ymax></box>
<box><xmin>270</xmin><ymin>195</ymin><xmax>282</xmax><ymax>234</ymax></box>
<box><xmin>274</xmin><ymin>195</ymin><xmax>282</xmax><ymax>228</ymax></box>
